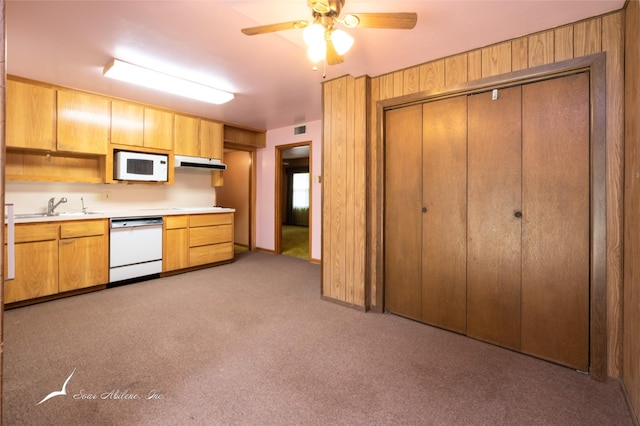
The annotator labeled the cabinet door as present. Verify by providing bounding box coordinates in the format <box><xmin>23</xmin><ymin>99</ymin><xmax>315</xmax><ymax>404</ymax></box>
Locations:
<box><xmin>384</xmin><ymin>104</ymin><xmax>423</xmax><ymax>321</ymax></box>
<box><xmin>58</xmin><ymin>235</ymin><xmax>109</xmax><ymax>292</ymax></box>
<box><xmin>6</xmin><ymin>79</ymin><xmax>56</xmax><ymax>150</ymax></box>
<box><xmin>111</xmin><ymin>100</ymin><xmax>144</xmax><ymax>147</ymax></box>
<box><xmin>5</xmin><ymin>240</ymin><xmax>58</xmax><ymax>303</ymax></box>
<box><xmin>57</xmin><ymin>90</ymin><xmax>110</xmax><ymax>155</ymax></box>
<box><xmin>164</xmin><ymin>228</ymin><xmax>189</xmax><ymax>271</ymax></box>
<box><xmin>421</xmin><ymin>96</ymin><xmax>467</xmax><ymax>333</ymax></box>
<box><xmin>467</xmin><ymin>86</ymin><xmax>522</xmax><ymax>351</ymax></box>
<box><xmin>200</xmin><ymin>119</ymin><xmax>223</xmax><ymax>159</ymax></box>
<box><xmin>174</xmin><ymin>114</ymin><xmax>200</xmax><ymax>157</ymax></box>
<box><xmin>521</xmin><ymin>73</ymin><xmax>590</xmax><ymax>371</ymax></box>
<box><xmin>144</xmin><ymin>107</ymin><xmax>174</xmax><ymax>150</ymax></box>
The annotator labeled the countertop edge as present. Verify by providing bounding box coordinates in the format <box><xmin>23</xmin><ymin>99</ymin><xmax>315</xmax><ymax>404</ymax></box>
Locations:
<box><xmin>6</xmin><ymin>208</ymin><xmax>236</xmax><ymax>224</ymax></box>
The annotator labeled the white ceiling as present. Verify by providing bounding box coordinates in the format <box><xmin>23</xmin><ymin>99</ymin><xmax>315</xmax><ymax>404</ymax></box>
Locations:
<box><xmin>6</xmin><ymin>0</ymin><xmax>624</xmax><ymax>131</ymax></box>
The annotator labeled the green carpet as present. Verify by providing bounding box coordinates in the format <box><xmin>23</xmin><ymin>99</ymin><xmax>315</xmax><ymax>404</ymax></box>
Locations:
<box><xmin>282</xmin><ymin>225</ymin><xmax>309</xmax><ymax>259</ymax></box>
<box><xmin>234</xmin><ymin>244</ymin><xmax>249</xmax><ymax>253</ymax></box>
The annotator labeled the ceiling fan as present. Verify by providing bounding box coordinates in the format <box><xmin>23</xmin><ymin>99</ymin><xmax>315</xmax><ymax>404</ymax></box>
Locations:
<box><xmin>241</xmin><ymin>0</ymin><xmax>417</xmax><ymax>66</ymax></box>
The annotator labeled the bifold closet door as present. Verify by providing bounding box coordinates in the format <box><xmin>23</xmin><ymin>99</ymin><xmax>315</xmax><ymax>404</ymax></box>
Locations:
<box><xmin>467</xmin><ymin>86</ymin><xmax>523</xmax><ymax>351</ymax></box>
<box><xmin>521</xmin><ymin>73</ymin><xmax>590</xmax><ymax>371</ymax></box>
<box><xmin>384</xmin><ymin>104</ymin><xmax>423</xmax><ymax>321</ymax></box>
<box><xmin>421</xmin><ymin>96</ymin><xmax>467</xmax><ymax>333</ymax></box>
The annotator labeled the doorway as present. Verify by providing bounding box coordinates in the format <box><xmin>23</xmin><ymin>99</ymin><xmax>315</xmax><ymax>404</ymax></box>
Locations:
<box><xmin>275</xmin><ymin>142</ymin><xmax>311</xmax><ymax>260</ymax></box>
<box><xmin>215</xmin><ymin>149</ymin><xmax>255</xmax><ymax>253</ymax></box>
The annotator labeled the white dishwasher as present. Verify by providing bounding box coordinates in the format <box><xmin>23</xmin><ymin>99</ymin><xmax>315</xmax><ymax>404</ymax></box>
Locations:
<box><xmin>109</xmin><ymin>216</ymin><xmax>163</xmax><ymax>283</ymax></box>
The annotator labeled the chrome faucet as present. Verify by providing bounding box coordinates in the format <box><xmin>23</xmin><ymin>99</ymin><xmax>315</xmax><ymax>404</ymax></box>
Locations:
<box><xmin>47</xmin><ymin>197</ymin><xmax>67</xmax><ymax>215</ymax></box>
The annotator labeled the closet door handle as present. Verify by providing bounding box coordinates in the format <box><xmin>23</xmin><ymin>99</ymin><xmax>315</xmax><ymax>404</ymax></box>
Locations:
<box><xmin>514</xmin><ymin>211</ymin><xmax>522</xmax><ymax>218</ymax></box>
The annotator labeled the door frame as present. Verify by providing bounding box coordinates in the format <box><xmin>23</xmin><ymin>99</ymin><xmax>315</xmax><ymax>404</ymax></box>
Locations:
<box><xmin>375</xmin><ymin>54</ymin><xmax>607</xmax><ymax>380</ymax></box>
<box><xmin>274</xmin><ymin>141</ymin><xmax>312</xmax><ymax>257</ymax></box>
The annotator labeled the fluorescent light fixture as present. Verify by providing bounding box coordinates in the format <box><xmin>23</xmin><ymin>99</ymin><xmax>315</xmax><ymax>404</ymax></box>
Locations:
<box><xmin>103</xmin><ymin>59</ymin><xmax>234</xmax><ymax>105</ymax></box>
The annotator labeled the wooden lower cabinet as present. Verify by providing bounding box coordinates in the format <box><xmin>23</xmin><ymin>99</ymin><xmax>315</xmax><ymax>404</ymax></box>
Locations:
<box><xmin>5</xmin><ymin>239</ymin><xmax>58</xmax><ymax>303</ymax></box>
<box><xmin>163</xmin><ymin>213</ymin><xmax>234</xmax><ymax>272</ymax></box>
<box><xmin>163</xmin><ymin>215</ymin><xmax>189</xmax><ymax>272</ymax></box>
<box><xmin>4</xmin><ymin>219</ymin><xmax>108</xmax><ymax>304</ymax></box>
<box><xmin>189</xmin><ymin>213</ymin><xmax>234</xmax><ymax>267</ymax></box>
<box><xmin>58</xmin><ymin>220</ymin><xmax>109</xmax><ymax>292</ymax></box>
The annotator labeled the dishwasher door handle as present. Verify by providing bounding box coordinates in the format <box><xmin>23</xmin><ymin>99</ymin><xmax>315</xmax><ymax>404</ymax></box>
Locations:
<box><xmin>111</xmin><ymin>223</ymin><xmax>163</xmax><ymax>230</ymax></box>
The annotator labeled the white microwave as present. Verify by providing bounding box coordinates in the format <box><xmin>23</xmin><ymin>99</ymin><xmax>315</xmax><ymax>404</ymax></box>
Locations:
<box><xmin>114</xmin><ymin>151</ymin><xmax>168</xmax><ymax>182</ymax></box>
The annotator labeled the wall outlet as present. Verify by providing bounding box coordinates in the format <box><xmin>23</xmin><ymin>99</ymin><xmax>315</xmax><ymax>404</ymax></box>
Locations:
<box><xmin>100</xmin><ymin>191</ymin><xmax>112</xmax><ymax>201</ymax></box>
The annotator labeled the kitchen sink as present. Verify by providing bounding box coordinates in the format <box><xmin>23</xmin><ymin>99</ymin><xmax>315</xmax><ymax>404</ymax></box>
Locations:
<box><xmin>13</xmin><ymin>213</ymin><xmax>51</xmax><ymax>219</ymax></box>
<box><xmin>13</xmin><ymin>211</ymin><xmax>102</xmax><ymax>219</ymax></box>
<box><xmin>57</xmin><ymin>211</ymin><xmax>102</xmax><ymax>216</ymax></box>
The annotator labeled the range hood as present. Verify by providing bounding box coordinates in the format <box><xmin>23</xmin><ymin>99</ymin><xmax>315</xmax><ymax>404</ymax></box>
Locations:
<box><xmin>174</xmin><ymin>155</ymin><xmax>227</xmax><ymax>170</ymax></box>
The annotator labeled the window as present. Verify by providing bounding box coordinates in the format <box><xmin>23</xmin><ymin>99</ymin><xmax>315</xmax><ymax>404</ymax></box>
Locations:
<box><xmin>292</xmin><ymin>173</ymin><xmax>309</xmax><ymax>209</ymax></box>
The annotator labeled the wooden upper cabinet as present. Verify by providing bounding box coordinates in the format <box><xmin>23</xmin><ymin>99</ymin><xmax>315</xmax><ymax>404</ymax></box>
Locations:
<box><xmin>6</xmin><ymin>79</ymin><xmax>56</xmax><ymax>151</ymax></box>
<box><xmin>111</xmin><ymin>102</ymin><xmax>173</xmax><ymax>150</ymax></box>
<box><xmin>144</xmin><ymin>107</ymin><xmax>174</xmax><ymax>150</ymax></box>
<box><xmin>174</xmin><ymin>114</ymin><xmax>200</xmax><ymax>157</ymax></box>
<box><xmin>111</xmin><ymin>100</ymin><xmax>144</xmax><ymax>147</ymax></box>
<box><xmin>200</xmin><ymin>119</ymin><xmax>223</xmax><ymax>159</ymax></box>
<box><xmin>224</xmin><ymin>125</ymin><xmax>266</xmax><ymax>148</ymax></box>
<box><xmin>57</xmin><ymin>89</ymin><xmax>110</xmax><ymax>155</ymax></box>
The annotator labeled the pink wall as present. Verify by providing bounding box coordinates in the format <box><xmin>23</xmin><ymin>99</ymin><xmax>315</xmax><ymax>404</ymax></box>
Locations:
<box><xmin>256</xmin><ymin>120</ymin><xmax>322</xmax><ymax>260</ymax></box>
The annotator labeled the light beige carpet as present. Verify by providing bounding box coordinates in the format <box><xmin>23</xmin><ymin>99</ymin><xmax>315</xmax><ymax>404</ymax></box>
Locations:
<box><xmin>2</xmin><ymin>252</ymin><xmax>635</xmax><ymax>425</ymax></box>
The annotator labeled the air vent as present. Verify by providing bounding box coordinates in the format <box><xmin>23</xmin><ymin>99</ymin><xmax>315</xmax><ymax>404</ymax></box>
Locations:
<box><xmin>294</xmin><ymin>125</ymin><xmax>306</xmax><ymax>135</ymax></box>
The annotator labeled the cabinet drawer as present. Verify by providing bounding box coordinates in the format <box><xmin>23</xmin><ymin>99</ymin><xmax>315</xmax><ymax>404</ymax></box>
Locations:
<box><xmin>165</xmin><ymin>215</ymin><xmax>188</xmax><ymax>229</ymax></box>
<box><xmin>60</xmin><ymin>219</ymin><xmax>107</xmax><ymax>239</ymax></box>
<box><xmin>189</xmin><ymin>213</ymin><xmax>233</xmax><ymax>227</ymax></box>
<box><xmin>189</xmin><ymin>224</ymin><xmax>233</xmax><ymax>247</ymax></box>
<box><xmin>189</xmin><ymin>242</ymin><xmax>234</xmax><ymax>266</ymax></box>
<box><xmin>14</xmin><ymin>223</ymin><xmax>59</xmax><ymax>243</ymax></box>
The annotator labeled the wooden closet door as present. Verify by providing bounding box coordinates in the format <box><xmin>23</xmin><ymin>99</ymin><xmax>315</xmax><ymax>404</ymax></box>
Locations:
<box><xmin>467</xmin><ymin>86</ymin><xmax>523</xmax><ymax>350</ymax></box>
<box><xmin>421</xmin><ymin>96</ymin><xmax>468</xmax><ymax>333</ymax></box>
<box><xmin>384</xmin><ymin>105</ymin><xmax>423</xmax><ymax>320</ymax></box>
<box><xmin>521</xmin><ymin>73</ymin><xmax>590</xmax><ymax>371</ymax></box>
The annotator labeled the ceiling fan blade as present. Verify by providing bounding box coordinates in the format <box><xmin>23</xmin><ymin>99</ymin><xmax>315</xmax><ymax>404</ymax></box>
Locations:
<box><xmin>325</xmin><ymin>37</ymin><xmax>344</xmax><ymax>65</ymax></box>
<box><xmin>241</xmin><ymin>20</ymin><xmax>309</xmax><ymax>36</ymax></box>
<box><xmin>346</xmin><ymin>12</ymin><xmax>417</xmax><ymax>29</ymax></box>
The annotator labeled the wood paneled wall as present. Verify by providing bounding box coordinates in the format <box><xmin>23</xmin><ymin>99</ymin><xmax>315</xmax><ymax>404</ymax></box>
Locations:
<box><xmin>321</xmin><ymin>75</ymin><xmax>368</xmax><ymax>308</ymax></box>
<box><xmin>322</xmin><ymin>10</ymin><xmax>626</xmax><ymax>379</ymax></box>
<box><xmin>624</xmin><ymin>0</ymin><xmax>640</xmax><ymax>419</ymax></box>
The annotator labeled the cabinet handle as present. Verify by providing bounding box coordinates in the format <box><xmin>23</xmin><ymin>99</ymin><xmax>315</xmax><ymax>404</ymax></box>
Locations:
<box><xmin>422</xmin><ymin>207</ymin><xmax>428</xmax><ymax>213</ymax></box>
<box><xmin>514</xmin><ymin>211</ymin><xmax>522</xmax><ymax>218</ymax></box>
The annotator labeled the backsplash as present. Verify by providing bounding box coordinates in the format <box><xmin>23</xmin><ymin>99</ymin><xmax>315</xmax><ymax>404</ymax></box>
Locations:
<box><xmin>5</xmin><ymin>168</ymin><xmax>216</xmax><ymax>214</ymax></box>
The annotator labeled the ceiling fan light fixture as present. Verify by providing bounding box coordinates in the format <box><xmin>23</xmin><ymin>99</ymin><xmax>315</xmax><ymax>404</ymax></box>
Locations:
<box><xmin>303</xmin><ymin>23</ymin><xmax>325</xmax><ymax>47</ymax></box>
<box><xmin>103</xmin><ymin>59</ymin><xmax>234</xmax><ymax>105</ymax></box>
<box><xmin>331</xmin><ymin>29</ymin><xmax>354</xmax><ymax>55</ymax></box>
<box><xmin>307</xmin><ymin>44</ymin><xmax>326</xmax><ymax>63</ymax></box>
<box><xmin>341</xmin><ymin>14</ymin><xmax>360</xmax><ymax>28</ymax></box>
<box><xmin>308</xmin><ymin>0</ymin><xmax>331</xmax><ymax>14</ymax></box>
